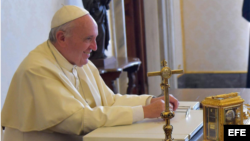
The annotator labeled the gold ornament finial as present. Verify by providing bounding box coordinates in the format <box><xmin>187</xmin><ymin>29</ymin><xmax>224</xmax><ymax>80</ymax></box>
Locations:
<box><xmin>161</xmin><ymin>60</ymin><xmax>167</xmax><ymax>67</ymax></box>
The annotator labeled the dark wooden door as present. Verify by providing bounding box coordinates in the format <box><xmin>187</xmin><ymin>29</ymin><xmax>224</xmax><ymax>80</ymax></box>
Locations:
<box><xmin>124</xmin><ymin>0</ymin><xmax>148</xmax><ymax>94</ymax></box>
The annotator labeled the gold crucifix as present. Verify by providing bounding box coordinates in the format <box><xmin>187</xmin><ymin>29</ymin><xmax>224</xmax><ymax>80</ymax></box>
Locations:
<box><xmin>147</xmin><ymin>59</ymin><xmax>183</xmax><ymax>141</ymax></box>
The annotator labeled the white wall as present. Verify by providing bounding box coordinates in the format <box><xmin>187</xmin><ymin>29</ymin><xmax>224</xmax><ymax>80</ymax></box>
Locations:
<box><xmin>67</xmin><ymin>0</ymin><xmax>84</xmax><ymax>8</ymax></box>
<box><xmin>173</xmin><ymin>0</ymin><xmax>183</xmax><ymax>72</ymax></box>
<box><xmin>144</xmin><ymin>0</ymin><xmax>182</xmax><ymax>93</ymax></box>
<box><xmin>1</xmin><ymin>0</ymin><xmax>79</xmax><ymax>109</ymax></box>
<box><xmin>183</xmin><ymin>0</ymin><xmax>249</xmax><ymax>72</ymax></box>
<box><xmin>0</xmin><ymin>1</ymin><xmax>2</xmax><ymax>110</ymax></box>
<box><xmin>144</xmin><ymin>0</ymin><xmax>162</xmax><ymax>95</ymax></box>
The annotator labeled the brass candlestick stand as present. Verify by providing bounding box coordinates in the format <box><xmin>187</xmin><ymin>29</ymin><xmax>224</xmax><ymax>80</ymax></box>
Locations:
<box><xmin>147</xmin><ymin>60</ymin><xmax>183</xmax><ymax>141</ymax></box>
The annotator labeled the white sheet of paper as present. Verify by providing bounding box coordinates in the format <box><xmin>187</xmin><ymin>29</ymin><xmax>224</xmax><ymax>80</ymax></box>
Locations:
<box><xmin>178</xmin><ymin>101</ymin><xmax>200</xmax><ymax>110</ymax></box>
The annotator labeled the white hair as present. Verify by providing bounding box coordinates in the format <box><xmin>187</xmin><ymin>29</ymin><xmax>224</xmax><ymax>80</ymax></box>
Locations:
<box><xmin>48</xmin><ymin>21</ymin><xmax>75</xmax><ymax>43</ymax></box>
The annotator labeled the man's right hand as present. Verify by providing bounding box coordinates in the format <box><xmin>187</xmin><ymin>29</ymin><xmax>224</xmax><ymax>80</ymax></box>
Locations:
<box><xmin>142</xmin><ymin>100</ymin><xmax>166</xmax><ymax>118</ymax></box>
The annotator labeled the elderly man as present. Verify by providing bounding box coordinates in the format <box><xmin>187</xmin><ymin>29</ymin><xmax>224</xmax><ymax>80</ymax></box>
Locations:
<box><xmin>1</xmin><ymin>5</ymin><xmax>178</xmax><ymax>141</ymax></box>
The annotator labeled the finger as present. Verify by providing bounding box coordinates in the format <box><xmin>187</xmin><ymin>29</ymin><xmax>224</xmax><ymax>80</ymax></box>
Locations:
<box><xmin>154</xmin><ymin>96</ymin><xmax>164</xmax><ymax>102</ymax></box>
<box><xmin>150</xmin><ymin>97</ymin><xmax>156</xmax><ymax>103</ymax></box>
<box><xmin>174</xmin><ymin>100</ymin><xmax>179</xmax><ymax>111</ymax></box>
<box><xmin>160</xmin><ymin>96</ymin><xmax>165</xmax><ymax>101</ymax></box>
<box><xmin>169</xmin><ymin>103</ymin><xmax>173</xmax><ymax>110</ymax></box>
<box><xmin>153</xmin><ymin>96</ymin><xmax>164</xmax><ymax>103</ymax></box>
<box><xmin>169</xmin><ymin>94</ymin><xmax>179</xmax><ymax>111</ymax></box>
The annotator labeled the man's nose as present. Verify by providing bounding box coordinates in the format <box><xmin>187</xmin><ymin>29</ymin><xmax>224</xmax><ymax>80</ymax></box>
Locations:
<box><xmin>91</xmin><ymin>40</ymin><xmax>97</xmax><ymax>51</ymax></box>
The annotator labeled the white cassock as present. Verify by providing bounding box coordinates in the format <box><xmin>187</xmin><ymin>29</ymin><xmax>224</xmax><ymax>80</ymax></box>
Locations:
<box><xmin>1</xmin><ymin>40</ymin><xmax>152</xmax><ymax>141</ymax></box>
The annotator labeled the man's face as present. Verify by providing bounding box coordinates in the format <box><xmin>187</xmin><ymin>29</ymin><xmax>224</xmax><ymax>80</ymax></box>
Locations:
<box><xmin>63</xmin><ymin>15</ymin><xmax>98</xmax><ymax>67</ymax></box>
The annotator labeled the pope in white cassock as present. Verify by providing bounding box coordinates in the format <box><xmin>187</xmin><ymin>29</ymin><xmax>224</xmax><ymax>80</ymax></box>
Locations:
<box><xmin>1</xmin><ymin>5</ymin><xmax>179</xmax><ymax>141</ymax></box>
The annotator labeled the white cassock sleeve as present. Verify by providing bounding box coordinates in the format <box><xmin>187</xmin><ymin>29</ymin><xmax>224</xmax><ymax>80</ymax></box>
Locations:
<box><xmin>50</xmin><ymin>96</ymin><xmax>152</xmax><ymax>135</ymax></box>
<box><xmin>48</xmin><ymin>105</ymin><xmax>144</xmax><ymax>135</ymax></box>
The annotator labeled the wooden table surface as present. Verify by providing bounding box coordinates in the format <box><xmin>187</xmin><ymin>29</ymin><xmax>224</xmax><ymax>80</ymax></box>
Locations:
<box><xmin>167</xmin><ymin>88</ymin><xmax>250</xmax><ymax>141</ymax></box>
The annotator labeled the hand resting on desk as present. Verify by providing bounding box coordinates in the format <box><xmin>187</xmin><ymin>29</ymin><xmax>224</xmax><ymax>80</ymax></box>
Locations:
<box><xmin>143</xmin><ymin>94</ymin><xmax>179</xmax><ymax>118</ymax></box>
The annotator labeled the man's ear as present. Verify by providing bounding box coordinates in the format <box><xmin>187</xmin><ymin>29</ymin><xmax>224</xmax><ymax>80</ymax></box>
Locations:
<box><xmin>56</xmin><ymin>31</ymin><xmax>66</xmax><ymax>47</ymax></box>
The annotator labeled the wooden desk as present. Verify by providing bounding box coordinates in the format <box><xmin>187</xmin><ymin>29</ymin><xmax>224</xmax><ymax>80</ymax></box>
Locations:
<box><xmin>168</xmin><ymin>88</ymin><xmax>250</xmax><ymax>141</ymax></box>
<box><xmin>95</xmin><ymin>57</ymin><xmax>141</xmax><ymax>94</ymax></box>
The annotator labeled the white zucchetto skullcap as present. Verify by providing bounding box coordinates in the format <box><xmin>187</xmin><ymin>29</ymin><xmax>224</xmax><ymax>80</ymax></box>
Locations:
<box><xmin>51</xmin><ymin>5</ymin><xmax>89</xmax><ymax>28</ymax></box>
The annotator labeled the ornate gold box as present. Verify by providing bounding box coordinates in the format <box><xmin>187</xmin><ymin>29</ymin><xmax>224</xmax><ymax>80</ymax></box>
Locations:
<box><xmin>201</xmin><ymin>92</ymin><xmax>244</xmax><ymax>141</ymax></box>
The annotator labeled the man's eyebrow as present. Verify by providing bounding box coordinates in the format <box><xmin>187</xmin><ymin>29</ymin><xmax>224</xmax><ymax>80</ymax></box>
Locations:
<box><xmin>86</xmin><ymin>35</ymin><xmax>95</xmax><ymax>38</ymax></box>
